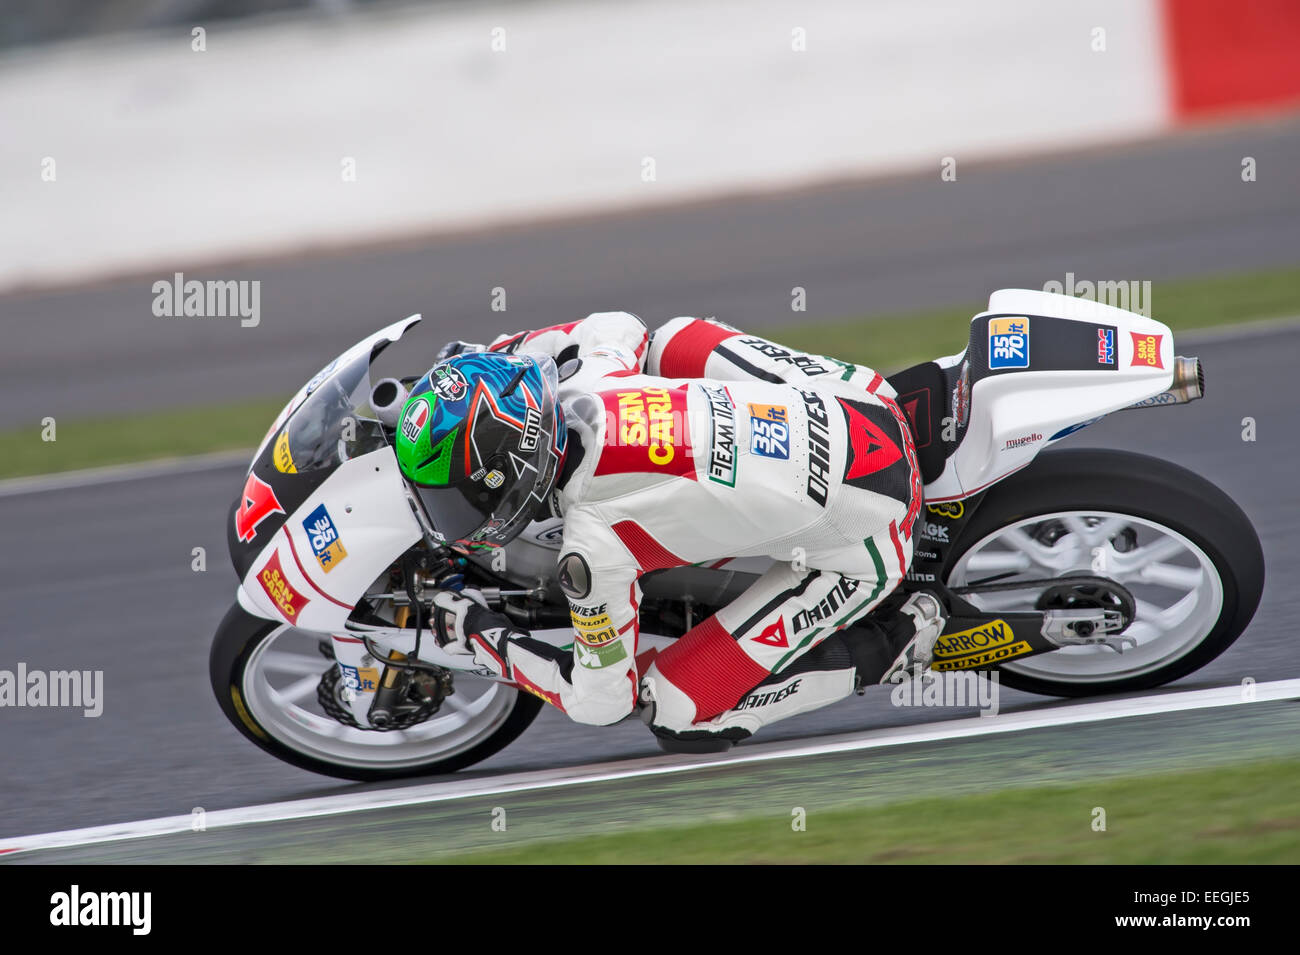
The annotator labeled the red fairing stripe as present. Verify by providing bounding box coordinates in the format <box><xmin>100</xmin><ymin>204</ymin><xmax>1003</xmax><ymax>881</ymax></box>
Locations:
<box><xmin>613</xmin><ymin>520</ymin><xmax>688</xmax><ymax>570</ymax></box>
<box><xmin>653</xmin><ymin>616</ymin><xmax>770</xmax><ymax>722</ymax></box>
<box><xmin>282</xmin><ymin>530</ymin><xmax>354</xmax><ymax>610</ymax></box>
<box><xmin>658</xmin><ymin>319</ymin><xmax>739</xmax><ymax>378</ymax></box>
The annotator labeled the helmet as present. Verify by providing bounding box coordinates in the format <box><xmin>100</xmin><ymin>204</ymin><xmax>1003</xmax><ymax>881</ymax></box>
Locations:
<box><xmin>395</xmin><ymin>351</ymin><xmax>566</xmax><ymax>549</ymax></box>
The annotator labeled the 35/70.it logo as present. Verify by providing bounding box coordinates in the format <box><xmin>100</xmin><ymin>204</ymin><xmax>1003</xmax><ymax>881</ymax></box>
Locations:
<box><xmin>748</xmin><ymin>403</ymin><xmax>790</xmax><ymax>459</ymax></box>
<box><xmin>988</xmin><ymin>317</ymin><xmax>1030</xmax><ymax>369</ymax></box>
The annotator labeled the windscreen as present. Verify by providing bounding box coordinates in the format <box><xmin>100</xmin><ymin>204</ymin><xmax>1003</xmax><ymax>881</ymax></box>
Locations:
<box><xmin>278</xmin><ymin>350</ymin><xmax>390</xmax><ymax>473</ymax></box>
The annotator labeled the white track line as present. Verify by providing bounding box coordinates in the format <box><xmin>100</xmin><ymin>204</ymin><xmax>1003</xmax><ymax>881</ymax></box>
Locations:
<box><xmin>0</xmin><ymin>449</ymin><xmax>250</xmax><ymax>498</ymax></box>
<box><xmin>4</xmin><ymin>678</ymin><xmax>1297</xmax><ymax>857</ymax></box>
<box><xmin>1178</xmin><ymin>313</ymin><xmax>1300</xmax><ymax>345</ymax></box>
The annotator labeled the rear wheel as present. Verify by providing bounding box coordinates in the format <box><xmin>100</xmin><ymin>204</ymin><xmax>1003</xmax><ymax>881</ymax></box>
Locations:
<box><xmin>210</xmin><ymin>603</ymin><xmax>542</xmax><ymax>780</ymax></box>
<box><xmin>944</xmin><ymin>449</ymin><xmax>1264</xmax><ymax>697</ymax></box>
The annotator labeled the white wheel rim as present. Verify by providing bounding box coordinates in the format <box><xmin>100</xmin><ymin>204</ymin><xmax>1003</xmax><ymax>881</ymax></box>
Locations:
<box><xmin>241</xmin><ymin>626</ymin><xmax>518</xmax><ymax>770</ymax></box>
<box><xmin>946</xmin><ymin>510</ymin><xmax>1224</xmax><ymax>684</ymax></box>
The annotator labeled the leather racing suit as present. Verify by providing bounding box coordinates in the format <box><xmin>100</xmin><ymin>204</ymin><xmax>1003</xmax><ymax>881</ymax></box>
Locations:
<box><xmin>459</xmin><ymin>311</ymin><xmax>921</xmax><ymax>744</ymax></box>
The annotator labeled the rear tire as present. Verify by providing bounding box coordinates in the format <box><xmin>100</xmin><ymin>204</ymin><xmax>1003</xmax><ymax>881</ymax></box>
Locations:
<box><xmin>945</xmin><ymin>449</ymin><xmax>1264</xmax><ymax>697</ymax></box>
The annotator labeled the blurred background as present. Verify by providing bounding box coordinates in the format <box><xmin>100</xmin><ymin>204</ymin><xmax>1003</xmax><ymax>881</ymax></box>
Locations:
<box><xmin>1</xmin><ymin>0</ymin><xmax>1298</xmax><ymax>851</ymax></box>
<box><xmin>0</xmin><ymin>0</ymin><xmax>1294</xmax><ymax>428</ymax></box>
<box><xmin>2</xmin><ymin>0</ymin><xmax>1298</xmax><ymax>426</ymax></box>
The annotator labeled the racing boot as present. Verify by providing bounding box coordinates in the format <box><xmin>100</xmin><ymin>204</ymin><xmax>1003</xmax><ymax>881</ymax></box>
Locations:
<box><xmin>877</xmin><ymin>592</ymin><xmax>946</xmax><ymax>684</ymax></box>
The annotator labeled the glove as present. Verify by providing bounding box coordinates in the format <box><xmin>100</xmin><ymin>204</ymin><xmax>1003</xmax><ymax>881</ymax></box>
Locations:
<box><xmin>434</xmin><ymin>340</ymin><xmax>486</xmax><ymax>363</ymax></box>
<box><xmin>431</xmin><ymin>590</ymin><xmax>517</xmax><ymax>678</ymax></box>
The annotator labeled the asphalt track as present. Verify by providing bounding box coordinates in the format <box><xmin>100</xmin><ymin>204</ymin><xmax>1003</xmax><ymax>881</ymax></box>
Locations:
<box><xmin>0</xmin><ymin>118</ymin><xmax>1298</xmax><ymax>841</ymax></box>
<box><xmin>9</xmin><ymin>693</ymin><xmax>1300</xmax><ymax>863</ymax></box>
<box><xmin>1</xmin><ymin>116</ymin><xmax>1300</xmax><ymax>430</ymax></box>
<box><xmin>0</xmin><ymin>316</ymin><xmax>1295</xmax><ymax>841</ymax></box>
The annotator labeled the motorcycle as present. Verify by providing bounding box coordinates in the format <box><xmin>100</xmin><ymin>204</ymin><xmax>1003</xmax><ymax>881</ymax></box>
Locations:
<box><xmin>210</xmin><ymin>290</ymin><xmax>1265</xmax><ymax>780</ymax></box>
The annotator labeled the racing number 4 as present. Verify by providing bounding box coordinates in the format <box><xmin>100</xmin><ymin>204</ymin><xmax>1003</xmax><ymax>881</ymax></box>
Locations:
<box><xmin>235</xmin><ymin>473</ymin><xmax>285</xmax><ymax>543</ymax></box>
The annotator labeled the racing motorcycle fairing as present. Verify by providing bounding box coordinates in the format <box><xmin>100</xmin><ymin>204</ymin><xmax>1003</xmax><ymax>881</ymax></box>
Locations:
<box><xmin>231</xmin><ymin>316</ymin><xmax>426</xmax><ymax>630</ymax></box>
<box><xmin>235</xmin><ymin>448</ymin><xmax>422</xmax><ymax>632</ymax></box>
<box><xmin>890</xmin><ymin>289</ymin><xmax>1178</xmax><ymax>503</ymax></box>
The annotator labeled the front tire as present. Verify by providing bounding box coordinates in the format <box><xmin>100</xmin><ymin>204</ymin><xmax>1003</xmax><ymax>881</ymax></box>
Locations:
<box><xmin>944</xmin><ymin>449</ymin><xmax>1264</xmax><ymax>697</ymax></box>
<box><xmin>210</xmin><ymin>603</ymin><xmax>543</xmax><ymax>781</ymax></box>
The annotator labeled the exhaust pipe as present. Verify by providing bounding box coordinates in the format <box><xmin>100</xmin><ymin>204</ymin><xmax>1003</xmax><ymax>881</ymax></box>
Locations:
<box><xmin>370</xmin><ymin>378</ymin><xmax>409</xmax><ymax>427</ymax></box>
<box><xmin>1126</xmin><ymin>356</ymin><xmax>1203</xmax><ymax>409</ymax></box>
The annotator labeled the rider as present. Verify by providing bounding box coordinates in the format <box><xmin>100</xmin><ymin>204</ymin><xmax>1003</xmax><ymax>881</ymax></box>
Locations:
<box><xmin>394</xmin><ymin>312</ymin><xmax>944</xmax><ymax>750</ymax></box>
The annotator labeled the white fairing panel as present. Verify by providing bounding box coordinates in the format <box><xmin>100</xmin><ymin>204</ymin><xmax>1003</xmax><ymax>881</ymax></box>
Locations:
<box><xmin>238</xmin><ymin>448</ymin><xmax>422</xmax><ymax>630</ymax></box>
<box><xmin>924</xmin><ymin>289</ymin><xmax>1174</xmax><ymax>502</ymax></box>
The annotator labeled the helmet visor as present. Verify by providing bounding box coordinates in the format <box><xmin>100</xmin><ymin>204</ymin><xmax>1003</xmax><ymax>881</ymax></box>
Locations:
<box><xmin>414</xmin><ymin>452</ymin><xmax>554</xmax><ymax>548</ymax></box>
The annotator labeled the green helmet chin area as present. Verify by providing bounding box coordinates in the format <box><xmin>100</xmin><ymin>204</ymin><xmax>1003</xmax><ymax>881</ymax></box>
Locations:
<box><xmin>392</xmin><ymin>351</ymin><xmax>567</xmax><ymax>549</ymax></box>
<box><xmin>396</xmin><ymin>393</ymin><xmax>457</xmax><ymax>486</ymax></box>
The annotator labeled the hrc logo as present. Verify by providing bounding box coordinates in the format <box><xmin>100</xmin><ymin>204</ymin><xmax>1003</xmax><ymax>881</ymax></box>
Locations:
<box><xmin>1097</xmin><ymin>327</ymin><xmax>1115</xmax><ymax>365</ymax></box>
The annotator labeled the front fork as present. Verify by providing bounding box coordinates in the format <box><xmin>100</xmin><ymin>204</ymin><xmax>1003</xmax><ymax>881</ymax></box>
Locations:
<box><xmin>330</xmin><ymin>607</ymin><xmax>459</xmax><ymax>730</ymax></box>
<box><xmin>329</xmin><ymin>633</ymin><xmax>381</xmax><ymax>725</ymax></box>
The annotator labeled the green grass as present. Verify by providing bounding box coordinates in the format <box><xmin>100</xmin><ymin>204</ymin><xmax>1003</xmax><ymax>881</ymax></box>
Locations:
<box><xmin>761</xmin><ymin>264</ymin><xmax>1300</xmax><ymax>372</ymax></box>
<box><xmin>0</xmin><ymin>395</ymin><xmax>288</xmax><ymax>479</ymax></box>
<box><xmin>1</xmin><ymin>265</ymin><xmax>1297</xmax><ymax>481</ymax></box>
<box><xmin>435</xmin><ymin>757</ymin><xmax>1300</xmax><ymax>865</ymax></box>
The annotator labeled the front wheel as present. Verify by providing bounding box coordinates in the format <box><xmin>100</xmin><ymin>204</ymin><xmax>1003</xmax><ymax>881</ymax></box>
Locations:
<box><xmin>210</xmin><ymin>603</ymin><xmax>543</xmax><ymax>780</ymax></box>
<box><xmin>944</xmin><ymin>449</ymin><xmax>1265</xmax><ymax>697</ymax></box>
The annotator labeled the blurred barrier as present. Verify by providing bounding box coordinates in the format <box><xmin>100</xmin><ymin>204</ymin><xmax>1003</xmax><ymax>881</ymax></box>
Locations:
<box><xmin>1161</xmin><ymin>0</ymin><xmax>1300</xmax><ymax>118</ymax></box>
<box><xmin>0</xmin><ymin>0</ymin><xmax>1296</xmax><ymax>292</ymax></box>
